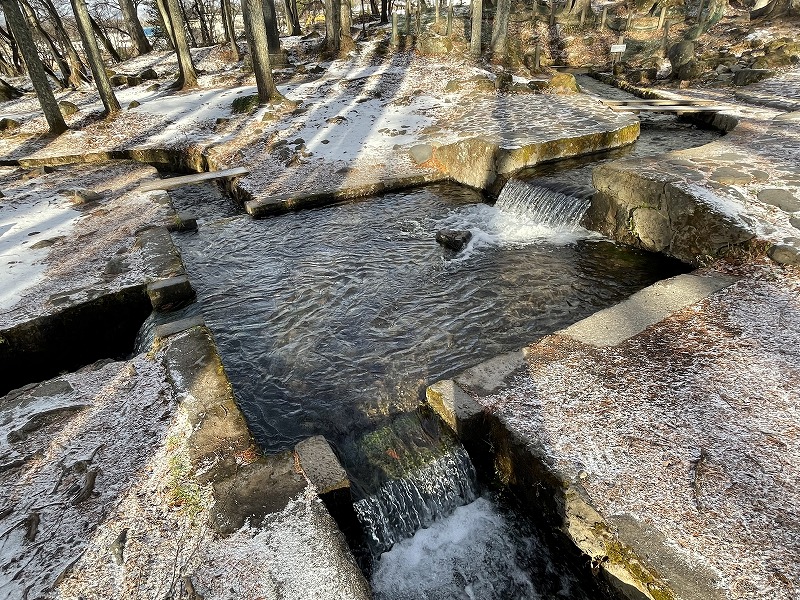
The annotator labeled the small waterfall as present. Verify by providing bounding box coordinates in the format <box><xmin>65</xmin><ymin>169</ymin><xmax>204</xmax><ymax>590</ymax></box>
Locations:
<box><xmin>354</xmin><ymin>446</ymin><xmax>478</xmax><ymax>556</ymax></box>
<box><xmin>495</xmin><ymin>179</ymin><xmax>590</xmax><ymax>230</ymax></box>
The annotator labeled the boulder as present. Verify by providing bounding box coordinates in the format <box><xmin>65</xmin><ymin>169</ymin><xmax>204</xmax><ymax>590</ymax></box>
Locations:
<box><xmin>0</xmin><ymin>117</ymin><xmax>21</xmax><ymax>131</ymax></box>
<box><xmin>675</xmin><ymin>59</ymin><xmax>705</xmax><ymax>81</ymax></box>
<box><xmin>58</xmin><ymin>187</ymin><xmax>103</xmax><ymax>203</ymax></box>
<box><xmin>232</xmin><ymin>94</ymin><xmax>261</xmax><ymax>114</ymax></box>
<box><xmin>128</xmin><ymin>100</ymin><xmax>141</xmax><ymax>109</ymax></box>
<box><xmin>667</xmin><ymin>40</ymin><xmax>696</xmax><ymax>70</ymax></box>
<box><xmin>733</xmin><ymin>69</ymin><xmax>772</xmax><ymax>86</ymax></box>
<box><xmin>58</xmin><ymin>100</ymin><xmax>79</xmax><ymax>116</ymax></box>
<box><xmin>436</xmin><ymin>229</ymin><xmax>473</xmax><ymax>251</ymax></box>
<box><xmin>408</xmin><ymin>143</ymin><xmax>433</xmax><ymax>165</ymax></box>
<box><xmin>110</xmin><ymin>74</ymin><xmax>127</xmax><ymax>87</ymax></box>
<box><xmin>768</xmin><ymin>244</ymin><xmax>800</xmax><ymax>265</ymax></box>
<box><xmin>495</xmin><ymin>72</ymin><xmax>513</xmax><ymax>91</ymax></box>
<box><xmin>757</xmin><ymin>188</ymin><xmax>800</xmax><ymax>212</ymax></box>
<box><xmin>546</xmin><ymin>73</ymin><xmax>580</xmax><ymax>94</ymax></box>
<box><xmin>146</xmin><ymin>83</ymin><xmax>161</xmax><ymax>92</ymax></box>
<box><xmin>139</xmin><ymin>67</ymin><xmax>159</xmax><ymax>80</ymax></box>
<box><xmin>418</xmin><ymin>33</ymin><xmax>454</xmax><ymax>56</ymax></box>
<box><xmin>126</xmin><ymin>75</ymin><xmax>142</xmax><ymax>87</ymax></box>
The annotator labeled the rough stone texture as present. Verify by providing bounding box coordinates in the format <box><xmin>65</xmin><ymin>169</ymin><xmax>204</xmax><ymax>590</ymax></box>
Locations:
<box><xmin>295</xmin><ymin>435</ymin><xmax>350</xmax><ymax>494</ymax></box>
<box><xmin>429</xmin><ymin>261</ymin><xmax>800</xmax><ymax>600</ymax></box>
<box><xmin>147</xmin><ymin>274</ymin><xmax>195</xmax><ymax>311</ymax></box>
<box><xmin>560</xmin><ymin>274</ymin><xmax>736</xmax><ymax>347</ymax></box>
<box><xmin>585</xmin><ymin>110</ymin><xmax>800</xmax><ymax>265</ymax></box>
<box><xmin>435</xmin><ymin>228</ymin><xmax>472</xmax><ymax>251</ymax></box>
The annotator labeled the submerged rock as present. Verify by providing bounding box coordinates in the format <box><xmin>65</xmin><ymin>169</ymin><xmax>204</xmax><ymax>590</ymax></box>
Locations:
<box><xmin>436</xmin><ymin>229</ymin><xmax>472</xmax><ymax>252</ymax></box>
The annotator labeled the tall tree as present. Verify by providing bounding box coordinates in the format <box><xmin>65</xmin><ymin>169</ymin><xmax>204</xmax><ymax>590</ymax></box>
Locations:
<box><xmin>71</xmin><ymin>0</ymin><xmax>121</xmax><ymax>114</ymax></box>
<box><xmin>89</xmin><ymin>14</ymin><xmax>122</xmax><ymax>62</ymax></box>
<box><xmin>0</xmin><ymin>0</ymin><xmax>67</xmax><ymax>134</ymax></box>
<box><xmin>490</xmin><ymin>0</ymin><xmax>510</xmax><ymax>58</ymax></box>
<box><xmin>154</xmin><ymin>0</ymin><xmax>176</xmax><ymax>48</ymax></box>
<box><xmin>39</xmin><ymin>0</ymin><xmax>91</xmax><ymax>87</ymax></box>
<box><xmin>324</xmin><ymin>0</ymin><xmax>341</xmax><ymax>52</ymax></box>
<box><xmin>339</xmin><ymin>0</ymin><xmax>354</xmax><ymax>53</ymax></box>
<box><xmin>470</xmin><ymin>0</ymin><xmax>482</xmax><ymax>56</ymax></box>
<box><xmin>221</xmin><ymin>0</ymin><xmax>241</xmax><ymax>58</ymax></box>
<box><xmin>19</xmin><ymin>0</ymin><xmax>70</xmax><ymax>87</ymax></box>
<box><xmin>282</xmin><ymin>0</ymin><xmax>302</xmax><ymax>35</ymax></box>
<box><xmin>262</xmin><ymin>0</ymin><xmax>282</xmax><ymax>55</ymax></box>
<box><xmin>241</xmin><ymin>0</ymin><xmax>280</xmax><ymax>102</ymax></box>
<box><xmin>164</xmin><ymin>0</ymin><xmax>199</xmax><ymax>87</ymax></box>
<box><xmin>118</xmin><ymin>0</ymin><xmax>152</xmax><ymax>55</ymax></box>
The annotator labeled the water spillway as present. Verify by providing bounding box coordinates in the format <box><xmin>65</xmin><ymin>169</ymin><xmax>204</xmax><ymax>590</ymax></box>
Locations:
<box><xmin>164</xmin><ymin>181</ymin><xmax>688</xmax><ymax>596</ymax></box>
<box><xmin>494</xmin><ymin>179</ymin><xmax>591</xmax><ymax>229</ymax></box>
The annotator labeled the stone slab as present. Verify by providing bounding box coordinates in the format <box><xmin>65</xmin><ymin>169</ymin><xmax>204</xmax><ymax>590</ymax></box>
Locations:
<box><xmin>138</xmin><ymin>167</ymin><xmax>249</xmax><ymax>191</ymax></box>
<box><xmin>453</xmin><ymin>350</ymin><xmax>527</xmax><ymax>396</ymax></box>
<box><xmin>146</xmin><ymin>274</ymin><xmax>195</xmax><ymax>311</ymax></box>
<box><xmin>295</xmin><ymin>435</ymin><xmax>350</xmax><ymax>494</ymax></box>
<box><xmin>560</xmin><ymin>274</ymin><xmax>737</xmax><ymax>347</ymax></box>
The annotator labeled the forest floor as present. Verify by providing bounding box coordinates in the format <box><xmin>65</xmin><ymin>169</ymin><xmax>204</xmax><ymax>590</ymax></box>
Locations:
<box><xmin>1</xmin><ymin>8</ymin><xmax>800</xmax><ymax>600</ymax></box>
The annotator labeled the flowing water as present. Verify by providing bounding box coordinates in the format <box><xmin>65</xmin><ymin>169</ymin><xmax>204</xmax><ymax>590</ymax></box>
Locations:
<box><xmin>167</xmin><ymin>182</ymin><xmax>686</xmax><ymax>456</ymax></box>
<box><xmin>162</xmin><ymin>90</ymin><xmax>717</xmax><ymax>595</ymax></box>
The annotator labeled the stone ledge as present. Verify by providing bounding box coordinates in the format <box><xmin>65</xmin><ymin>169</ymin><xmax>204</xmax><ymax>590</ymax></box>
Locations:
<box><xmin>560</xmin><ymin>273</ymin><xmax>737</xmax><ymax>347</ymax></box>
<box><xmin>245</xmin><ymin>172</ymin><xmax>446</xmax><ymax>218</ymax></box>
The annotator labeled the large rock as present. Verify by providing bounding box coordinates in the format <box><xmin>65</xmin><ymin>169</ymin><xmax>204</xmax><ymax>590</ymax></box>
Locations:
<box><xmin>733</xmin><ymin>69</ymin><xmax>773</xmax><ymax>86</ymax></box>
<box><xmin>436</xmin><ymin>229</ymin><xmax>473</xmax><ymax>251</ymax></box>
<box><xmin>667</xmin><ymin>40</ymin><xmax>696</xmax><ymax>71</ymax></box>
<box><xmin>547</xmin><ymin>73</ymin><xmax>580</xmax><ymax>94</ymax></box>
<box><xmin>0</xmin><ymin>117</ymin><xmax>20</xmax><ymax>131</ymax></box>
<box><xmin>58</xmin><ymin>101</ymin><xmax>79</xmax><ymax>116</ymax></box>
<box><xmin>138</xmin><ymin>67</ymin><xmax>159</xmax><ymax>80</ymax></box>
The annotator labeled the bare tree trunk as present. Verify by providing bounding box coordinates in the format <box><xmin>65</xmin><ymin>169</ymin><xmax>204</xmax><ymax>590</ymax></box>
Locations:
<box><xmin>221</xmin><ymin>0</ymin><xmax>241</xmax><ymax>58</ymax></box>
<box><xmin>490</xmin><ymin>0</ymin><xmax>510</xmax><ymax>57</ymax></box>
<box><xmin>470</xmin><ymin>0</ymin><xmax>482</xmax><ymax>56</ymax></box>
<box><xmin>262</xmin><ymin>0</ymin><xmax>282</xmax><ymax>53</ymax></box>
<box><xmin>88</xmin><ymin>14</ymin><xmax>122</xmax><ymax>62</ymax></box>
<box><xmin>118</xmin><ymin>0</ymin><xmax>152</xmax><ymax>54</ymax></box>
<box><xmin>380</xmin><ymin>0</ymin><xmax>388</xmax><ymax>22</ymax></box>
<box><xmin>71</xmin><ymin>0</ymin><xmax>120</xmax><ymax>114</ymax></box>
<box><xmin>241</xmin><ymin>0</ymin><xmax>280</xmax><ymax>102</ymax></box>
<box><xmin>40</xmin><ymin>0</ymin><xmax>90</xmax><ymax>86</ymax></box>
<box><xmin>0</xmin><ymin>0</ymin><xmax>67</xmax><ymax>133</ymax></box>
<box><xmin>282</xmin><ymin>0</ymin><xmax>302</xmax><ymax>34</ymax></box>
<box><xmin>340</xmin><ymin>0</ymin><xmax>354</xmax><ymax>53</ymax></box>
<box><xmin>194</xmin><ymin>0</ymin><xmax>212</xmax><ymax>45</ymax></box>
<box><xmin>155</xmin><ymin>0</ymin><xmax>176</xmax><ymax>48</ymax></box>
<box><xmin>178</xmin><ymin>0</ymin><xmax>199</xmax><ymax>46</ymax></box>
<box><xmin>0</xmin><ymin>75</ymin><xmax>24</xmax><ymax>99</ymax></box>
<box><xmin>0</xmin><ymin>24</ymin><xmax>23</xmax><ymax>73</ymax></box>
<box><xmin>325</xmin><ymin>0</ymin><xmax>341</xmax><ymax>52</ymax></box>
<box><xmin>19</xmin><ymin>0</ymin><xmax>69</xmax><ymax>87</ymax></box>
<box><xmin>164</xmin><ymin>0</ymin><xmax>199</xmax><ymax>87</ymax></box>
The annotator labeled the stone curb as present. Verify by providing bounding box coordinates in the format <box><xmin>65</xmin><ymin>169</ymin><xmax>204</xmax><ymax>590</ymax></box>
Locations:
<box><xmin>245</xmin><ymin>172</ymin><xmax>447</xmax><ymax>218</ymax></box>
<box><xmin>423</xmin><ymin>271</ymin><xmax>741</xmax><ymax>600</ymax></box>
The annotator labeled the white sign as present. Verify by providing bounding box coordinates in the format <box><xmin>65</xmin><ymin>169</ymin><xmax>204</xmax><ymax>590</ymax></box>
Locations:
<box><xmin>610</xmin><ymin>44</ymin><xmax>627</xmax><ymax>53</ymax></box>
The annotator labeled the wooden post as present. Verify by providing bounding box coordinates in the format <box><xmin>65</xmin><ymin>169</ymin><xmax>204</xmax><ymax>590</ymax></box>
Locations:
<box><xmin>626</xmin><ymin>11</ymin><xmax>632</xmax><ymax>30</ymax></box>
<box><xmin>657</xmin><ymin>5</ymin><xmax>666</xmax><ymax>28</ymax></box>
<box><xmin>599</xmin><ymin>5</ymin><xmax>607</xmax><ymax>29</ymax></box>
<box><xmin>534</xmin><ymin>42</ymin><xmax>541</xmax><ymax>70</ymax></box>
<box><xmin>661</xmin><ymin>19</ymin><xmax>670</xmax><ymax>56</ymax></box>
<box><xmin>392</xmin><ymin>11</ymin><xmax>399</xmax><ymax>44</ymax></box>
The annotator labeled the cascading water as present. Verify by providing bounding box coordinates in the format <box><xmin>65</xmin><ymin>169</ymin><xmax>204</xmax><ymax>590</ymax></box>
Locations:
<box><xmin>494</xmin><ymin>179</ymin><xmax>591</xmax><ymax>229</ymax></box>
<box><xmin>354</xmin><ymin>445</ymin><xmax>478</xmax><ymax>556</ymax></box>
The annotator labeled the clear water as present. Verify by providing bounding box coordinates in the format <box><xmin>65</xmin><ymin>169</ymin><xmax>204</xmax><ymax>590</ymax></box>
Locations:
<box><xmin>168</xmin><ymin>182</ymin><xmax>686</xmax><ymax>458</ymax></box>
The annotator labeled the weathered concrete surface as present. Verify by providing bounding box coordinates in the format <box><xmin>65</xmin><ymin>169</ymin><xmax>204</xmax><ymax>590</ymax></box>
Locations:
<box><xmin>295</xmin><ymin>435</ymin><xmax>350</xmax><ymax>495</ymax></box>
<box><xmin>427</xmin><ymin>260</ymin><xmax>800</xmax><ymax>600</ymax></box>
<box><xmin>560</xmin><ymin>273</ymin><xmax>736</xmax><ymax>347</ymax></box>
<box><xmin>584</xmin><ymin>71</ymin><xmax>800</xmax><ymax>266</ymax></box>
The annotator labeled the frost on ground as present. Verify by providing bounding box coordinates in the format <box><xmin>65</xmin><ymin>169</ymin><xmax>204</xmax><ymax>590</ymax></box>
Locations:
<box><xmin>193</xmin><ymin>489</ymin><xmax>370</xmax><ymax>600</ymax></box>
<box><xmin>0</xmin><ymin>354</ymin><xmax>175</xmax><ymax>599</ymax></box>
<box><xmin>477</xmin><ymin>260</ymin><xmax>800</xmax><ymax>598</ymax></box>
<box><xmin>0</xmin><ymin>162</ymin><xmax>173</xmax><ymax>329</ymax></box>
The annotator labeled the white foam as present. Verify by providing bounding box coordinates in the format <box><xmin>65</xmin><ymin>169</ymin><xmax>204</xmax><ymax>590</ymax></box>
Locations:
<box><xmin>371</xmin><ymin>496</ymin><xmax>541</xmax><ymax>600</ymax></box>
